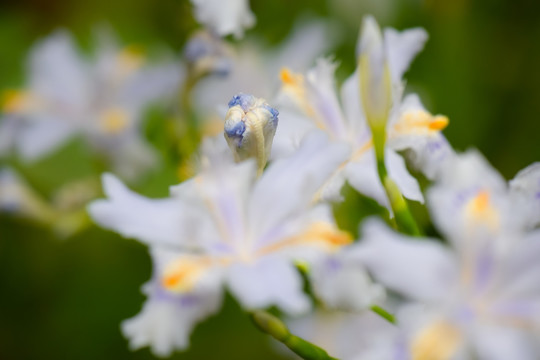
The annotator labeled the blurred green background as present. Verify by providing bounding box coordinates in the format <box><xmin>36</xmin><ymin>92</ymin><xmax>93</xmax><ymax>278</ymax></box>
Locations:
<box><xmin>1</xmin><ymin>0</ymin><xmax>540</xmax><ymax>359</ymax></box>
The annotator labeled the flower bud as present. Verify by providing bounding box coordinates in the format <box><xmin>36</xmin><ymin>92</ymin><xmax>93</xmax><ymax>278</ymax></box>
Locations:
<box><xmin>224</xmin><ymin>93</ymin><xmax>279</xmax><ymax>175</ymax></box>
<box><xmin>184</xmin><ymin>31</ymin><xmax>232</xmax><ymax>78</ymax></box>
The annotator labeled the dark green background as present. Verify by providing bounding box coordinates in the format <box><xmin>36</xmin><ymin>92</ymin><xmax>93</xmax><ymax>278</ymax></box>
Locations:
<box><xmin>1</xmin><ymin>0</ymin><xmax>539</xmax><ymax>359</ymax></box>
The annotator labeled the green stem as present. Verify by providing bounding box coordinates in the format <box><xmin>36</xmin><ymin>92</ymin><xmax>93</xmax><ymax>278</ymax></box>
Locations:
<box><xmin>250</xmin><ymin>311</ymin><xmax>339</xmax><ymax>360</ymax></box>
<box><xmin>174</xmin><ymin>70</ymin><xmax>204</xmax><ymax>172</ymax></box>
<box><xmin>370</xmin><ymin>305</ymin><xmax>396</xmax><ymax>324</ymax></box>
<box><xmin>372</xmin><ymin>129</ymin><xmax>421</xmax><ymax>236</ymax></box>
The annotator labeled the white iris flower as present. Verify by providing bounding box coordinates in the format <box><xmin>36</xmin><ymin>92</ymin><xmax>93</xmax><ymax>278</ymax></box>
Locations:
<box><xmin>88</xmin><ymin>132</ymin><xmax>351</xmax><ymax>356</ymax></box>
<box><xmin>274</xmin><ymin>16</ymin><xmax>452</xmax><ymax>208</ymax></box>
<box><xmin>352</xmin><ymin>152</ymin><xmax>540</xmax><ymax>359</ymax></box>
<box><xmin>0</xmin><ymin>30</ymin><xmax>181</xmax><ymax>180</ymax></box>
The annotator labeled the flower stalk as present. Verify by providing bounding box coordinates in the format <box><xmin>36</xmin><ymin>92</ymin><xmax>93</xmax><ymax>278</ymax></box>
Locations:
<box><xmin>370</xmin><ymin>305</ymin><xmax>396</xmax><ymax>324</ymax></box>
<box><xmin>377</xmin><ymin>153</ymin><xmax>421</xmax><ymax>236</ymax></box>
<box><xmin>250</xmin><ymin>311</ymin><xmax>339</xmax><ymax>360</ymax></box>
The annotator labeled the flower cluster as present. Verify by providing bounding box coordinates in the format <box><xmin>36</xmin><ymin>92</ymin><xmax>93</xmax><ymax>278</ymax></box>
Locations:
<box><xmin>2</xmin><ymin>2</ymin><xmax>540</xmax><ymax>360</ymax></box>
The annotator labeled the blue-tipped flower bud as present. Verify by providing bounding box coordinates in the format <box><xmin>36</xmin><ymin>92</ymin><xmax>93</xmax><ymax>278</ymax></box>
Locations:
<box><xmin>224</xmin><ymin>93</ymin><xmax>279</xmax><ymax>175</ymax></box>
<box><xmin>184</xmin><ymin>31</ymin><xmax>232</xmax><ymax>77</ymax></box>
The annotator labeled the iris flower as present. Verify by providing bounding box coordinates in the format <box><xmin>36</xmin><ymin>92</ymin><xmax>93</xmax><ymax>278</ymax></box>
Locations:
<box><xmin>88</xmin><ymin>133</ymin><xmax>351</xmax><ymax>356</ymax></box>
<box><xmin>274</xmin><ymin>16</ymin><xmax>451</xmax><ymax>207</ymax></box>
<box><xmin>0</xmin><ymin>30</ymin><xmax>181</xmax><ymax>179</ymax></box>
<box><xmin>354</xmin><ymin>151</ymin><xmax>540</xmax><ymax>359</ymax></box>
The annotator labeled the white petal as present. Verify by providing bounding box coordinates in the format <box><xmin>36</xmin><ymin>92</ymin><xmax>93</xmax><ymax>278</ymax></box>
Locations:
<box><xmin>171</xmin><ymin>159</ymin><xmax>256</xmax><ymax>248</ymax></box>
<box><xmin>248</xmin><ymin>131</ymin><xmax>350</xmax><ymax>243</ymax></box>
<box><xmin>29</xmin><ymin>30</ymin><xmax>89</xmax><ymax>110</ymax></box>
<box><xmin>357</xmin><ymin>16</ymin><xmax>390</xmax><ymax>126</ymax></box>
<box><xmin>273</xmin><ymin>19</ymin><xmax>340</xmax><ymax>74</ymax></box>
<box><xmin>88</xmin><ymin>174</ymin><xmax>200</xmax><ymax>249</ymax></box>
<box><xmin>310</xmin><ymin>251</ymin><xmax>386</xmax><ymax>312</ymax></box>
<box><xmin>120</xmin><ymin>64</ymin><xmax>183</xmax><ymax>112</ymax></box>
<box><xmin>304</xmin><ymin>58</ymin><xmax>348</xmax><ymax>138</ymax></box>
<box><xmin>384</xmin><ymin>27</ymin><xmax>428</xmax><ymax>84</ymax></box>
<box><xmin>191</xmin><ymin>0</ymin><xmax>255</xmax><ymax>38</ymax></box>
<box><xmin>122</xmin><ymin>280</ymin><xmax>223</xmax><ymax>357</ymax></box>
<box><xmin>344</xmin><ymin>148</ymin><xmax>389</xmax><ymax>209</ymax></box>
<box><xmin>472</xmin><ymin>325</ymin><xmax>538</xmax><ymax>360</ymax></box>
<box><xmin>357</xmin><ymin>16</ymin><xmax>384</xmax><ymax>61</ymax></box>
<box><xmin>226</xmin><ymin>256</ymin><xmax>311</xmax><ymax>315</ymax></box>
<box><xmin>17</xmin><ymin>118</ymin><xmax>76</xmax><ymax>161</ymax></box>
<box><xmin>495</xmin><ymin>230</ymin><xmax>540</xmax><ymax>306</ymax></box>
<box><xmin>355</xmin><ymin>218</ymin><xmax>458</xmax><ymax>302</ymax></box>
<box><xmin>271</xmin><ymin>110</ymin><xmax>318</xmax><ymax>159</ymax></box>
<box><xmin>509</xmin><ymin>162</ymin><xmax>540</xmax><ymax>230</ymax></box>
<box><xmin>0</xmin><ymin>117</ymin><xmax>18</xmax><ymax>156</ymax></box>
<box><xmin>340</xmin><ymin>70</ymin><xmax>370</xmax><ymax>143</ymax></box>
<box><xmin>427</xmin><ymin>150</ymin><xmax>511</xmax><ymax>244</ymax></box>
<box><xmin>287</xmin><ymin>310</ymin><xmax>398</xmax><ymax>360</ymax></box>
<box><xmin>386</xmin><ymin>149</ymin><xmax>424</xmax><ymax>203</ymax></box>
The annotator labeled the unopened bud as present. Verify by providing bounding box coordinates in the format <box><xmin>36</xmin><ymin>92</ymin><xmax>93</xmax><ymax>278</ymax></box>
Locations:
<box><xmin>224</xmin><ymin>93</ymin><xmax>279</xmax><ymax>175</ymax></box>
<box><xmin>184</xmin><ymin>31</ymin><xmax>232</xmax><ymax>78</ymax></box>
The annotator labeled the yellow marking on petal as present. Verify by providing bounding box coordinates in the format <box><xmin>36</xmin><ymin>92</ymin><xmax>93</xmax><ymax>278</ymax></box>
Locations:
<box><xmin>393</xmin><ymin>110</ymin><xmax>449</xmax><ymax>136</ymax></box>
<box><xmin>280</xmin><ymin>68</ymin><xmax>298</xmax><ymax>86</ymax></box>
<box><xmin>99</xmin><ymin>107</ymin><xmax>130</xmax><ymax>134</ymax></box>
<box><xmin>2</xmin><ymin>90</ymin><xmax>30</xmax><ymax>113</ymax></box>
<box><xmin>279</xmin><ymin>68</ymin><xmax>326</xmax><ymax>129</ymax></box>
<box><xmin>429</xmin><ymin>115</ymin><xmax>449</xmax><ymax>131</ymax></box>
<box><xmin>411</xmin><ymin>321</ymin><xmax>462</xmax><ymax>360</ymax></box>
<box><xmin>162</xmin><ymin>256</ymin><xmax>214</xmax><ymax>293</ymax></box>
<box><xmin>117</xmin><ymin>46</ymin><xmax>145</xmax><ymax>74</ymax></box>
<box><xmin>257</xmin><ymin>222</ymin><xmax>352</xmax><ymax>257</ymax></box>
<box><xmin>464</xmin><ymin>190</ymin><xmax>500</xmax><ymax>231</ymax></box>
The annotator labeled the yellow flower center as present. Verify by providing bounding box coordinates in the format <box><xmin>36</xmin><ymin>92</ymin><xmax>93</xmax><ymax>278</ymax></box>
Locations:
<box><xmin>2</xmin><ymin>90</ymin><xmax>30</xmax><ymax>113</ymax></box>
<box><xmin>99</xmin><ymin>107</ymin><xmax>130</xmax><ymax>134</ymax></box>
<box><xmin>116</xmin><ymin>46</ymin><xmax>145</xmax><ymax>76</ymax></box>
<box><xmin>464</xmin><ymin>189</ymin><xmax>499</xmax><ymax>231</ymax></box>
<box><xmin>411</xmin><ymin>321</ymin><xmax>462</xmax><ymax>360</ymax></box>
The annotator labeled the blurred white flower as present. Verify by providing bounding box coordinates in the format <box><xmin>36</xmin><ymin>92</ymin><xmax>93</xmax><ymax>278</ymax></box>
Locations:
<box><xmin>0</xmin><ymin>30</ymin><xmax>181</xmax><ymax>180</ymax></box>
<box><xmin>190</xmin><ymin>0</ymin><xmax>255</xmax><ymax>39</ymax></box>
<box><xmin>428</xmin><ymin>150</ymin><xmax>540</xmax><ymax>255</ymax></box>
<box><xmin>184</xmin><ymin>30</ymin><xmax>233</xmax><ymax>78</ymax></box>
<box><xmin>88</xmin><ymin>132</ymin><xmax>351</xmax><ymax>356</ymax></box>
<box><xmin>273</xmin><ymin>18</ymin><xmax>448</xmax><ymax>207</ymax></box>
<box><xmin>352</xmin><ymin>154</ymin><xmax>540</xmax><ymax>359</ymax></box>
<box><xmin>358</xmin><ymin>219</ymin><xmax>540</xmax><ymax>359</ymax></box>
